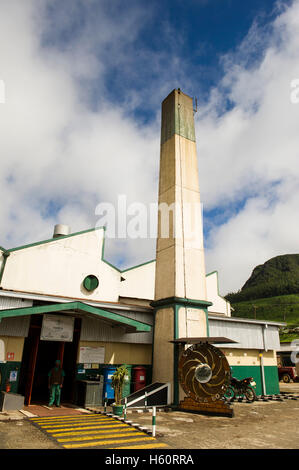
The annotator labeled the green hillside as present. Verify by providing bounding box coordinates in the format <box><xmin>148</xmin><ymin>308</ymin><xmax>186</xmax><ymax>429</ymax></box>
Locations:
<box><xmin>226</xmin><ymin>254</ymin><xmax>299</xmax><ymax>303</ymax></box>
<box><xmin>225</xmin><ymin>254</ymin><xmax>299</xmax><ymax>343</ymax></box>
<box><xmin>231</xmin><ymin>294</ymin><xmax>299</xmax><ymax>342</ymax></box>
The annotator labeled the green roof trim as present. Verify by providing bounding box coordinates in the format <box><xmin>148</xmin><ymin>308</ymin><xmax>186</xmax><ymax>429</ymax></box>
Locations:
<box><xmin>151</xmin><ymin>296</ymin><xmax>213</xmax><ymax>308</ymax></box>
<box><xmin>121</xmin><ymin>259</ymin><xmax>156</xmax><ymax>273</ymax></box>
<box><xmin>206</xmin><ymin>270</ymin><xmax>218</xmax><ymax>277</ymax></box>
<box><xmin>0</xmin><ymin>301</ymin><xmax>151</xmax><ymax>332</ymax></box>
<box><xmin>0</xmin><ymin>224</ymin><xmax>156</xmax><ymax>282</ymax></box>
<box><xmin>7</xmin><ymin>227</ymin><xmax>106</xmax><ymax>253</ymax></box>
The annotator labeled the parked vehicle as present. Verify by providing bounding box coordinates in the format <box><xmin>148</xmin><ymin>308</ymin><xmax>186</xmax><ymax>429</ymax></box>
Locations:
<box><xmin>226</xmin><ymin>376</ymin><xmax>257</xmax><ymax>402</ymax></box>
<box><xmin>278</xmin><ymin>366</ymin><xmax>298</xmax><ymax>383</ymax></box>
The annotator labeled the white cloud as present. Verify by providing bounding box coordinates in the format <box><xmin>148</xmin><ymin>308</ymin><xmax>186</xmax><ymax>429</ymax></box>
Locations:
<box><xmin>1</xmin><ymin>0</ymin><xmax>299</xmax><ymax>295</ymax></box>
<box><xmin>199</xmin><ymin>0</ymin><xmax>299</xmax><ymax>294</ymax></box>
<box><xmin>0</xmin><ymin>0</ymin><xmax>159</xmax><ymax>267</ymax></box>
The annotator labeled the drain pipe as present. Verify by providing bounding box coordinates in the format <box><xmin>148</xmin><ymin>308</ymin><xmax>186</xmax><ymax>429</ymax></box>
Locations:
<box><xmin>0</xmin><ymin>251</ymin><xmax>10</xmax><ymax>324</ymax></box>
<box><xmin>259</xmin><ymin>352</ymin><xmax>266</xmax><ymax>396</ymax></box>
<box><xmin>260</xmin><ymin>324</ymin><xmax>268</xmax><ymax>396</ymax></box>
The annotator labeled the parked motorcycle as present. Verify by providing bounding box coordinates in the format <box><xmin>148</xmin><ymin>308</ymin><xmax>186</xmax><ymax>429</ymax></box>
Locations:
<box><xmin>226</xmin><ymin>377</ymin><xmax>257</xmax><ymax>402</ymax></box>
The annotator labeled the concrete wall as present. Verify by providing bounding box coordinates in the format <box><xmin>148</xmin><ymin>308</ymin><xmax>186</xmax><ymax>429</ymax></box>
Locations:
<box><xmin>0</xmin><ymin>315</ymin><xmax>29</xmax><ymax>394</ymax></box>
<box><xmin>152</xmin><ymin>307</ymin><xmax>174</xmax><ymax>389</ymax></box>
<box><xmin>0</xmin><ymin>336</ymin><xmax>25</xmax><ymax>362</ymax></box>
<box><xmin>0</xmin><ymin>336</ymin><xmax>25</xmax><ymax>393</ymax></box>
<box><xmin>223</xmin><ymin>348</ymin><xmax>277</xmax><ymax>367</ymax></box>
<box><xmin>222</xmin><ymin>348</ymin><xmax>279</xmax><ymax>396</ymax></box>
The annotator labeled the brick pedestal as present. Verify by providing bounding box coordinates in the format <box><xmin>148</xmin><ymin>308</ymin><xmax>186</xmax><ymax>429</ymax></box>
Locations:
<box><xmin>179</xmin><ymin>396</ymin><xmax>234</xmax><ymax>417</ymax></box>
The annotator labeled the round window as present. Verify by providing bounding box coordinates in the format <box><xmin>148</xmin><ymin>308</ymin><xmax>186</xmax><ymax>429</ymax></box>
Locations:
<box><xmin>83</xmin><ymin>275</ymin><xmax>99</xmax><ymax>291</ymax></box>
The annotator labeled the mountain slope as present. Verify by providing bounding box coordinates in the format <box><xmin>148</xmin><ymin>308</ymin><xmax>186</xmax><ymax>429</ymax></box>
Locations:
<box><xmin>230</xmin><ymin>294</ymin><xmax>299</xmax><ymax>342</ymax></box>
<box><xmin>226</xmin><ymin>254</ymin><xmax>299</xmax><ymax>303</ymax></box>
<box><xmin>226</xmin><ymin>254</ymin><xmax>299</xmax><ymax>342</ymax></box>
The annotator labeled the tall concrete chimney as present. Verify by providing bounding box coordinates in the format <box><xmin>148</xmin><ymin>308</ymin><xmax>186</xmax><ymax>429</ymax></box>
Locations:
<box><xmin>151</xmin><ymin>89</ymin><xmax>212</xmax><ymax>405</ymax></box>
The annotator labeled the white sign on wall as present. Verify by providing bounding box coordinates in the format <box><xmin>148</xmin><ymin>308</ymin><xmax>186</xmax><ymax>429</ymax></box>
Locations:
<box><xmin>40</xmin><ymin>315</ymin><xmax>75</xmax><ymax>342</ymax></box>
<box><xmin>9</xmin><ymin>371</ymin><xmax>18</xmax><ymax>382</ymax></box>
<box><xmin>187</xmin><ymin>308</ymin><xmax>200</xmax><ymax>321</ymax></box>
<box><xmin>186</xmin><ymin>308</ymin><xmax>207</xmax><ymax>337</ymax></box>
<box><xmin>79</xmin><ymin>347</ymin><xmax>105</xmax><ymax>364</ymax></box>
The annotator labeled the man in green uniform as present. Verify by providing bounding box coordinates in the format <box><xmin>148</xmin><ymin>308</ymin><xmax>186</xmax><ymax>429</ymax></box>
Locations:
<box><xmin>48</xmin><ymin>359</ymin><xmax>65</xmax><ymax>407</ymax></box>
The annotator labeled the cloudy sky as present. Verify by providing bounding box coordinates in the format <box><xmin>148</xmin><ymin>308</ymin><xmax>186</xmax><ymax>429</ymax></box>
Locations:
<box><xmin>1</xmin><ymin>0</ymin><xmax>299</xmax><ymax>295</ymax></box>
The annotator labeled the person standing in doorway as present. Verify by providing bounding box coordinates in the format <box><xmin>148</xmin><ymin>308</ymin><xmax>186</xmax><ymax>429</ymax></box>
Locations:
<box><xmin>48</xmin><ymin>359</ymin><xmax>65</xmax><ymax>407</ymax></box>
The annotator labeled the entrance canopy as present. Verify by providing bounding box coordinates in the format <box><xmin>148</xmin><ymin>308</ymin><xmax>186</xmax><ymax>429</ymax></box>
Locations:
<box><xmin>0</xmin><ymin>301</ymin><xmax>151</xmax><ymax>333</ymax></box>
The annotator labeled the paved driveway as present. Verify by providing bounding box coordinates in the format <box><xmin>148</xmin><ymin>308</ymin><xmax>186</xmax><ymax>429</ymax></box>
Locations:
<box><xmin>1</xmin><ymin>390</ymin><xmax>299</xmax><ymax>449</ymax></box>
<box><xmin>130</xmin><ymin>399</ymin><xmax>299</xmax><ymax>449</ymax></box>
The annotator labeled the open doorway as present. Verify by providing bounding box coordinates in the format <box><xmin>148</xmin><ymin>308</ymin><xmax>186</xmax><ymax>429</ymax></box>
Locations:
<box><xmin>19</xmin><ymin>315</ymin><xmax>81</xmax><ymax>405</ymax></box>
<box><xmin>31</xmin><ymin>340</ymin><xmax>61</xmax><ymax>403</ymax></box>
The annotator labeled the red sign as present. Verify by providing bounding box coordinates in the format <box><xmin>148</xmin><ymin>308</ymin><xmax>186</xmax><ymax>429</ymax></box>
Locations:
<box><xmin>6</xmin><ymin>352</ymin><xmax>14</xmax><ymax>360</ymax></box>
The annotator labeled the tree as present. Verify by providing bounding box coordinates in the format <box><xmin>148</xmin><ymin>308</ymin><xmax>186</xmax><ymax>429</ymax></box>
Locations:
<box><xmin>111</xmin><ymin>365</ymin><xmax>129</xmax><ymax>405</ymax></box>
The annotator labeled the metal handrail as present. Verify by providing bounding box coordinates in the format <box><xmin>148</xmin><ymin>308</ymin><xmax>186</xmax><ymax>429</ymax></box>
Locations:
<box><xmin>125</xmin><ymin>382</ymin><xmax>170</xmax><ymax>407</ymax></box>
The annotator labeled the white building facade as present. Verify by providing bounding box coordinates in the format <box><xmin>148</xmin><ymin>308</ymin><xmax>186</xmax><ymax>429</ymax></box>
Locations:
<box><xmin>0</xmin><ymin>89</ymin><xmax>283</xmax><ymax>406</ymax></box>
<box><xmin>0</xmin><ymin>224</ymin><xmax>282</xmax><ymax>403</ymax></box>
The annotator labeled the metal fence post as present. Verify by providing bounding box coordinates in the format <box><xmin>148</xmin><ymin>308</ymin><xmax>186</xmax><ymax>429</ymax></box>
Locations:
<box><xmin>104</xmin><ymin>392</ymin><xmax>107</xmax><ymax>412</ymax></box>
<box><xmin>145</xmin><ymin>391</ymin><xmax>147</xmax><ymax>409</ymax></box>
<box><xmin>152</xmin><ymin>406</ymin><xmax>156</xmax><ymax>437</ymax></box>
<box><xmin>259</xmin><ymin>353</ymin><xmax>266</xmax><ymax>396</ymax></box>
<box><xmin>124</xmin><ymin>397</ymin><xmax>127</xmax><ymax>420</ymax></box>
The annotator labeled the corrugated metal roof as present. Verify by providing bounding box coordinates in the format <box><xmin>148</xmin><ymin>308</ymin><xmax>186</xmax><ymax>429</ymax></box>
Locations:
<box><xmin>0</xmin><ymin>316</ymin><xmax>30</xmax><ymax>337</ymax></box>
<box><xmin>0</xmin><ymin>296</ymin><xmax>32</xmax><ymax>310</ymax></box>
<box><xmin>0</xmin><ymin>290</ymin><xmax>152</xmax><ymax>313</ymax></box>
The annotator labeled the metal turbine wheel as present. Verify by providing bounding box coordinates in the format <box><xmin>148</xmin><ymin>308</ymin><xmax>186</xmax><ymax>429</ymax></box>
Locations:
<box><xmin>178</xmin><ymin>342</ymin><xmax>231</xmax><ymax>403</ymax></box>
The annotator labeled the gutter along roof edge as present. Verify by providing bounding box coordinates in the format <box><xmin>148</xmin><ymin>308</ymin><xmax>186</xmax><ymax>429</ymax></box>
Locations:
<box><xmin>208</xmin><ymin>314</ymin><xmax>286</xmax><ymax>327</ymax></box>
<box><xmin>0</xmin><ymin>289</ymin><xmax>153</xmax><ymax>313</ymax></box>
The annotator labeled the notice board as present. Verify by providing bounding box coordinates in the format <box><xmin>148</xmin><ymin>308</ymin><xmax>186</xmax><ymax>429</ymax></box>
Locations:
<box><xmin>79</xmin><ymin>346</ymin><xmax>105</xmax><ymax>364</ymax></box>
<box><xmin>40</xmin><ymin>314</ymin><xmax>74</xmax><ymax>342</ymax></box>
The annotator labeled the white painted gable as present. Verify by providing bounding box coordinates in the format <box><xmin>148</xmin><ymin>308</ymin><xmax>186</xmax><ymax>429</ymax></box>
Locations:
<box><xmin>0</xmin><ymin>228</ymin><xmax>231</xmax><ymax>315</ymax></box>
<box><xmin>1</xmin><ymin>228</ymin><xmax>121</xmax><ymax>302</ymax></box>
<box><xmin>120</xmin><ymin>261</ymin><xmax>156</xmax><ymax>300</ymax></box>
<box><xmin>206</xmin><ymin>271</ymin><xmax>231</xmax><ymax>316</ymax></box>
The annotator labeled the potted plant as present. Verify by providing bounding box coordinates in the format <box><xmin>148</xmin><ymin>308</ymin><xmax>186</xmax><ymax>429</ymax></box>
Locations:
<box><xmin>111</xmin><ymin>365</ymin><xmax>129</xmax><ymax>416</ymax></box>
